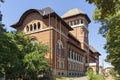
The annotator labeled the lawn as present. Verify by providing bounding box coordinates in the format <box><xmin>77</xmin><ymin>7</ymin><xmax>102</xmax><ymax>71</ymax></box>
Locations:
<box><xmin>51</xmin><ymin>77</ymin><xmax>74</xmax><ymax>80</ymax></box>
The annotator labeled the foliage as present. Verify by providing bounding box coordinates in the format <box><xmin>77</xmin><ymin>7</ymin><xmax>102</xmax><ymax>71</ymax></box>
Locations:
<box><xmin>87</xmin><ymin>68</ymin><xmax>104</xmax><ymax>80</ymax></box>
<box><xmin>0</xmin><ymin>0</ymin><xmax>4</xmax><ymax>3</ymax></box>
<box><xmin>109</xmin><ymin>68</ymin><xmax>120</xmax><ymax>80</ymax></box>
<box><xmin>0</xmin><ymin>31</ymin><xmax>50</xmax><ymax>80</ymax></box>
<box><xmin>87</xmin><ymin>0</ymin><xmax>120</xmax><ymax>76</ymax></box>
<box><xmin>86</xmin><ymin>0</ymin><xmax>120</xmax><ymax>18</ymax></box>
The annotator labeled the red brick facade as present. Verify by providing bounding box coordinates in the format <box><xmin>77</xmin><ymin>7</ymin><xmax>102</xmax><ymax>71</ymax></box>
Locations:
<box><xmin>11</xmin><ymin>7</ymin><xmax>100</xmax><ymax>77</ymax></box>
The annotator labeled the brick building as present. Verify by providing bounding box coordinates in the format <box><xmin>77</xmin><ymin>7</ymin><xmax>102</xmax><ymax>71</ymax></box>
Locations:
<box><xmin>11</xmin><ymin>7</ymin><xmax>100</xmax><ymax>77</ymax></box>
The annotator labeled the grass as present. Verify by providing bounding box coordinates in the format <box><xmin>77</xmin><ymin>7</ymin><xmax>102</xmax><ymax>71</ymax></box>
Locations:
<box><xmin>50</xmin><ymin>77</ymin><xmax>74</xmax><ymax>80</ymax></box>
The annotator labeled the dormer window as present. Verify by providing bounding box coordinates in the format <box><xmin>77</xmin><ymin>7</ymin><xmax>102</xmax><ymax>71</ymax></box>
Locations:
<box><xmin>34</xmin><ymin>23</ymin><xmax>36</xmax><ymax>30</ymax></box>
<box><xmin>68</xmin><ymin>19</ymin><xmax>88</xmax><ymax>28</ymax></box>
<box><xmin>77</xmin><ymin>19</ymin><xmax>79</xmax><ymax>24</ymax></box>
<box><xmin>74</xmin><ymin>20</ymin><xmax>77</xmax><ymax>25</ymax></box>
<box><xmin>81</xmin><ymin>19</ymin><xmax>84</xmax><ymax>24</ymax></box>
<box><xmin>25</xmin><ymin>22</ymin><xmax>41</xmax><ymax>33</ymax></box>
<box><xmin>26</xmin><ymin>26</ymin><xmax>29</xmax><ymax>32</ymax></box>
<box><xmin>38</xmin><ymin>22</ymin><xmax>40</xmax><ymax>29</ymax></box>
<box><xmin>30</xmin><ymin>24</ymin><xmax>33</xmax><ymax>31</ymax></box>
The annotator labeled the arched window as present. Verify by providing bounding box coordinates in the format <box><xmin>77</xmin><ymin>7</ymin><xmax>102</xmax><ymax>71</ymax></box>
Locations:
<box><xmin>38</xmin><ymin>22</ymin><xmax>41</xmax><ymax>29</ymax></box>
<box><xmin>26</xmin><ymin>25</ymin><xmax>29</xmax><ymax>32</ymax></box>
<box><xmin>68</xmin><ymin>48</ymin><xmax>71</xmax><ymax>58</ymax></box>
<box><xmin>56</xmin><ymin>40</ymin><xmax>64</xmax><ymax>57</ymax></box>
<box><xmin>30</xmin><ymin>38</ymin><xmax>38</xmax><ymax>44</ymax></box>
<box><xmin>34</xmin><ymin>23</ymin><xmax>37</xmax><ymax>30</ymax></box>
<box><xmin>71</xmin><ymin>51</ymin><xmax>73</xmax><ymax>59</ymax></box>
<box><xmin>30</xmin><ymin>24</ymin><xmax>33</xmax><ymax>31</ymax></box>
<box><xmin>81</xmin><ymin>19</ymin><xmax>84</xmax><ymax>24</ymax></box>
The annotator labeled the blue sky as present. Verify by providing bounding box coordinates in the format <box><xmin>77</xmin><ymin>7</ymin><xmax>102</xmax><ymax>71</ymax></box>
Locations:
<box><xmin>1</xmin><ymin>0</ymin><xmax>111</xmax><ymax>68</ymax></box>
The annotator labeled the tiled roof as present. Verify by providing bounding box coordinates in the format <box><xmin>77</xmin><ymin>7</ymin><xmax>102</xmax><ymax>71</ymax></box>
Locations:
<box><xmin>61</xmin><ymin>8</ymin><xmax>85</xmax><ymax>18</ymax></box>
<box><xmin>38</xmin><ymin>7</ymin><xmax>55</xmax><ymax>16</ymax></box>
<box><xmin>11</xmin><ymin>7</ymin><xmax>73</xmax><ymax>30</ymax></box>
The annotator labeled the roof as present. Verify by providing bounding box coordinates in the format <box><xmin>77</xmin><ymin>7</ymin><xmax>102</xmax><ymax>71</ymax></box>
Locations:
<box><xmin>89</xmin><ymin>45</ymin><xmax>98</xmax><ymax>53</ymax></box>
<box><xmin>68</xmin><ymin>32</ymin><xmax>80</xmax><ymax>43</ymax></box>
<box><xmin>11</xmin><ymin>7</ymin><xmax>73</xmax><ymax>30</ymax></box>
<box><xmin>89</xmin><ymin>45</ymin><xmax>101</xmax><ymax>55</ymax></box>
<box><xmin>61</xmin><ymin>8</ymin><xmax>91</xmax><ymax>23</ymax></box>
<box><xmin>39</xmin><ymin>7</ymin><xmax>54</xmax><ymax>15</ymax></box>
<box><xmin>62</xmin><ymin>8</ymin><xmax>85</xmax><ymax>18</ymax></box>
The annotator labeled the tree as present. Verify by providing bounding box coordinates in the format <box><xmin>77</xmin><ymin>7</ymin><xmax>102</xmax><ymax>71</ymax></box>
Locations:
<box><xmin>86</xmin><ymin>0</ymin><xmax>120</xmax><ymax>18</ymax></box>
<box><xmin>0</xmin><ymin>0</ymin><xmax>5</xmax><ymax>32</ymax></box>
<box><xmin>0</xmin><ymin>31</ymin><xmax>50</xmax><ymax>80</ymax></box>
<box><xmin>109</xmin><ymin>68</ymin><xmax>120</xmax><ymax>80</ymax></box>
<box><xmin>0</xmin><ymin>1</ymin><xmax>49</xmax><ymax>79</ymax></box>
<box><xmin>0</xmin><ymin>0</ymin><xmax>4</xmax><ymax>3</ymax></box>
<box><xmin>86</xmin><ymin>68</ymin><xmax>104</xmax><ymax>80</ymax></box>
<box><xmin>86</xmin><ymin>0</ymin><xmax>120</xmax><ymax>76</ymax></box>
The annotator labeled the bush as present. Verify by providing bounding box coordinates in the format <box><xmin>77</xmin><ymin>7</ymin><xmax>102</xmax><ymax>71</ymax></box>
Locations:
<box><xmin>86</xmin><ymin>68</ymin><xmax>104</xmax><ymax>80</ymax></box>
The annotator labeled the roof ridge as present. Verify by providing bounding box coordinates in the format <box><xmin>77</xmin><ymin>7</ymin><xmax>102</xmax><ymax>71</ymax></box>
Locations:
<box><xmin>61</xmin><ymin>8</ymin><xmax>85</xmax><ymax>18</ymax></box>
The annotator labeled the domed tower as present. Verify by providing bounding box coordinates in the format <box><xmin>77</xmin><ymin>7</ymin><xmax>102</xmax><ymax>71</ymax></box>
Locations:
<box><xmin>62</xmin><ymin>8</ymin><xmax>91</xmax><ymax>67</ymax></box>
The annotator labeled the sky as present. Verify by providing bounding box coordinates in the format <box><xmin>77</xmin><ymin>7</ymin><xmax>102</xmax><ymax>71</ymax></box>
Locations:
<box><xmin>0</xmin><ymin>0</ymin><xmax>111</xmax><ymax>68</ymax></box>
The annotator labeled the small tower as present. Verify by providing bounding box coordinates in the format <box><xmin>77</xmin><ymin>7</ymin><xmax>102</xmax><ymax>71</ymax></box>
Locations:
<box><xmin>62</xmin><ymin>8</ymin><xmax>91</xmax><ymax>68</ymax></box>
<box><xmin>62</xmin><ymin>8</ymin><xmax>90</xmax><ymax>51</ymax></box>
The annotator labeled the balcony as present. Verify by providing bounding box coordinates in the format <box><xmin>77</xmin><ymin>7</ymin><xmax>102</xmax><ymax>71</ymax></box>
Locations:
<box><xmin>85</xmin><ymin>63</ymin><xmax>96</xmax><ymax>66</ymax></box>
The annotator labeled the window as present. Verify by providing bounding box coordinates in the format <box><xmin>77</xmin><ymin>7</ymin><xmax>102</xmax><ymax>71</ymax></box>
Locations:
<box><xmin>77</xmin><ymin>54</ymin><xmax>79</xmax><ymax>61</ymax></box>
<box><xmin>61</xmin><ymin>62</ymin><xmax>63</xmax><ymax>69</ymax></box>
<box><xmin>69</xmin><ymin>22</ymin><xmax>71</xmax><ymax>26</ymax></box>
<box><xmin>38</xmin><ymin>22</ymin><xmax>41</xmax><ymax>29</ymax></box>
<box><xmin>74</xmin><ymin>52</ymin><xmax>76</xmax><ymax>60</ymax></box>
<box><xmin>70</xmin><ymin>21</ymin><xmax>73</xmax><ymax>26</ymax></box>
<box><xmin>58</xmin><ymin>72</ymin><xmax>60</xmax><ymax>75</ymax></box>
<box><xmin>56</xmin><ymin>40</ymin><xmax>64</xmax><ymax>57</ymax></box>
<box><xmin>61</xmin><ymin>72</ymin><xmax>64</xmax><ymax>75</ymax></box>
<box><xmin>81</xmin><ymin>19</ymin><xmax>84</xmax><ymax>24</ymax></box>
<box><xmin>30</xmin><ymin>38</ymin><xmax>38</xmax><ymax>44</ymax></box>
<box><xmin>71</xmin><ymin>51</ymin><xmax>73</xmax><ymax>59</ymax></box>
<box><xmin>30</xmin><ymin>24</ymin><xmax>33</xmax><ymax>31</ymax></box>
<box><xmin>25</xmin><ymin>22</ymin><xmax>41</xmax><ymax>33</ymax></box>
<box><xmin>69</xmin><ymin>73</ymin><xmax>71</xmax><ymax>76</ymax></box>
<box><xmin>79</xmin><ymin>55</ymin><xmax>80</xmax><ymax>62</ymax></box>
<box><xmin>57</xmin><ymin>61</ymin><xmax>59</xmax><ymax>68</ymax></box>
<box><xmin>72</xmin><ymin>73</ymin><xmax>74</xmax><ymax>75</ymax></box>
<box><xmin>68</xmin><ymin>49</ymin><xmax>70</xmax><ymax>58</ymax></box>
<box><xmin>68</xmin><ymin>63</ymin><xmax>70</xmax><ymax>70</ymax></box>
<box><xmin>34</xmin><ymin>23</ymin><xmax>37</xmax><ymax>30</ymax></box>
<box><xmin>74</xmin><ymin>20</ymin><xmax>76</xmax><ymax>25</ymax></box>
<box><xmin>26</xmin><ymin>26</ymin><xmax>29</xmax><ymax>32</ymax></box>
<box><xmin>70</xmin><ymin>50</ymin><xmax>72</xmax><ymax>59</ymax></box>
<box><xmin>81</xmin><ymin>56</ymin><xmax>83</xmax><ymax>62</ymax></box>
<box><xmin>77</xmin><ymin>19</ymin><xmax>79</xmax><ymax>24</ymax></box>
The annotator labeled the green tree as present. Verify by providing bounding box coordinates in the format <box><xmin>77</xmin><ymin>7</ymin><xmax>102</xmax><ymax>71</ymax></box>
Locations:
<box><xmin>0</xmin><ymin>0</ymin><xmax>4</xmax><ymax>3</ymax></box>
<box><xmin>86</xmin><ymin>0</ymin><xmax>120</xmax><ymax>18</ymax></box>
<box><xmin>87</xmin><ymin>68</ymin><xmax>104</xmax><ymax>80</ymax></box>
<box><xmin>110</xmin><ymin>68</ymin><xmax>120</xmax><ymax>80</ymax></box>
<box><xmin>0</xmin><ymin>31</ymin><xmax>50</xmax><ymax>80</ymax></box>
<box><xmin>0</xmin><ymin>0</ymin><xmax>5</xmax><ymax>32</ymax></box>
<box><xmin>86</xmin><ymin>0</ymin><xmax>120</xmax><ymax>76</ymax></box>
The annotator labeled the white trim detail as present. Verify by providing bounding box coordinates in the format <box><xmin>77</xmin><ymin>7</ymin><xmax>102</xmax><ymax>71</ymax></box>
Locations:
<box><xmin>68</xmin><ymin>58</ymin><xmax>84</xmax><ymax>65</ymax></box>
<box><xmin>85</xmin><ymin>63</ymin><xmax>96</xmax><ymax>66</ymax></box>
<box><xmin>25</xmin><ymin>26</ymin><xmax>68</xmax><ymax>39</ymax></box>
<box><xmin>25</xmin><ymin>27</ymin><xmax>52</xmax><ymax>34</ymax></box>
<box><xmin>71</xmin><ymin>24</ymin><xmax>88</xmax><ymax>31</ymax></box>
